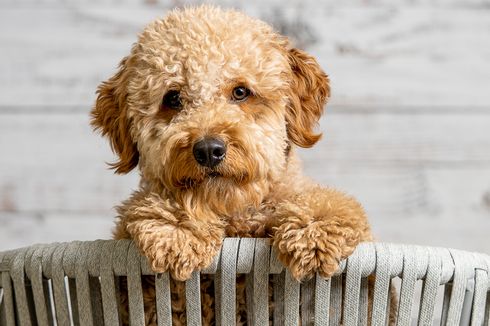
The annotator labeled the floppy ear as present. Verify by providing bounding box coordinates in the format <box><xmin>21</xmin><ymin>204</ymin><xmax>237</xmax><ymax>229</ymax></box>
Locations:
<box><xmin>90</xmin><ymin>57</ymin><xmax>139</xmax><ymax>174</ymax></box>
<box><xmin>285</xmin><ymin>48</ymin><xmax>330</xmax><ymax>148</ymax></box>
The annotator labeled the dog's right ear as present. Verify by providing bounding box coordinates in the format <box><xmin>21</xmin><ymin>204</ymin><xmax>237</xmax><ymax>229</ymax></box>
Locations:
<box><xmin>91</xmin><ymin>57</ymin><xmax>139</xmax><ymax>174</ymax></box>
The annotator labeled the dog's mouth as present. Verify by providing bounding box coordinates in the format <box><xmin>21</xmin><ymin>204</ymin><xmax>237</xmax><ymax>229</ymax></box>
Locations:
<box><xmin>207</xmin><ymin>171</ymin><xmax>222</xmax><ymax>178</ymax></box>
<box><xmin>174</xmin><ymin>170</ymin><xmax>251</xmax><ymax>190</ymax></box>
<box><xmin>174</xmin><ymin>171</ymin><xmax>223</xmax><ymax>189</ymax></box>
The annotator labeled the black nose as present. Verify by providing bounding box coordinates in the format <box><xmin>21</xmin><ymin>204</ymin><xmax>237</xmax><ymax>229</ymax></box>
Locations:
<box><xmin>192</xmin><ymin>137</ymin><xmax>226</xmax><ymax>168</ymax></box>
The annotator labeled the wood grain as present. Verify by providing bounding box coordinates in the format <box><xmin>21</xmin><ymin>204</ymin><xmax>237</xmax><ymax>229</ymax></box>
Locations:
<box><xmin>1</xmin><ymin>3</ymin><xmax>490</xmax><ymax>107</ymax></box>
<box><xmin>1</xmin><ymin>2</ymin><xmax>489</xmax><ymax>253</ymax></box>
<box><xmin>1</xmin><ymin>109</ymin><xmax>489</xmax><ymax>252</ymax></box>
<box><xmin>0</xmin><ymin>212</ymin><xmax>113</xmax><ymax>251</ymax></box>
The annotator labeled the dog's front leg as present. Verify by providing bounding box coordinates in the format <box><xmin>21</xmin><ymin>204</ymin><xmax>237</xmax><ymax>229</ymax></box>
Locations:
<box><xmin>272</xmin><ymin>186</ymin><xmax>372</xmax><ymax>280</ymax></box>
<box><xmin>115</xmin><ymin>190</ymin><xmax>224</xmax><ymax>281</ymax></box>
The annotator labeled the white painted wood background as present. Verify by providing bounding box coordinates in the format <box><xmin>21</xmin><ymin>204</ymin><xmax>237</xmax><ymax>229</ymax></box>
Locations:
<box><xmin>1</xmin><ymin>0</ymin><xmax>489</xmax><ymax>253</ymax></box>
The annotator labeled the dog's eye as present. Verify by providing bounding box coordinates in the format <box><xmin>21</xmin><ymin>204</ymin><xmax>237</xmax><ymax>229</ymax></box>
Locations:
<box><xmin>231</xmin><ymin>86</ymin><xmax>251</xmax><ymax>102</ymax></box>
<box><xmin>162</xmin><ymin>90</ymin><xmax>182</xmax><ymax>110</ymax></box>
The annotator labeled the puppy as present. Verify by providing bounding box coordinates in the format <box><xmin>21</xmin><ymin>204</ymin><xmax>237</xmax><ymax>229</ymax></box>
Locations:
<box><xmin>91</xmin><ymin>5</ymin><xmax>372</xmax><ymax>325</ymax></box>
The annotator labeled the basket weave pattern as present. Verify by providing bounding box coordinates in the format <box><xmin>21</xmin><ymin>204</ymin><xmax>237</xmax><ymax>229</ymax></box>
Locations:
<box><xmin>1</xmin><ymin>239</ymin><xmax>489</xmax><ymax>325</ymax></box>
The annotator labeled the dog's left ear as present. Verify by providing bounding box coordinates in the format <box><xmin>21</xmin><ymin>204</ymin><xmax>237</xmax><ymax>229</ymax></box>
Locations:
<box><xmin>285</xmin><ymin>48</ymin><xmax>330</xmax><ymax>148</ymax></box>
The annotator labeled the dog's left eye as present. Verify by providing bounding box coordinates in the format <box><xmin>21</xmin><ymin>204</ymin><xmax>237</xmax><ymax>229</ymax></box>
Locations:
<box><xmin>231</xmin><ymin>86</ymin><xmax>251</xmax><ymax>102</ymax></box>
<box><xmin>161</xmin><ymin>90</ymin><xmax>182</xmax><ymax>110</ymax></box>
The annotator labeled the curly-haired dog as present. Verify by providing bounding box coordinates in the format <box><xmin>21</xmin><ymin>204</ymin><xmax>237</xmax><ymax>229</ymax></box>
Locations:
<box><xmin>91</xmin><ymin>5</ymin><xmax>377</xmax><ymax>325</ymax></box>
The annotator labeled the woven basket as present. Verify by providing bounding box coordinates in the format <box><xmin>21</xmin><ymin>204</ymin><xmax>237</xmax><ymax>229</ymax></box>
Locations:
<box><xmin>1</xmin><ymin>239</ymin><xmax>489</xmax><ymax>325</ymax></box>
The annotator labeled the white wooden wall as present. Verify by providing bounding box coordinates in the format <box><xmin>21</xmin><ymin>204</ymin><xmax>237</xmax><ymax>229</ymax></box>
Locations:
<box><xmin>1</xmin><ymin>0</ymin><xmax>489</xmax><ymax>253</ymax></box>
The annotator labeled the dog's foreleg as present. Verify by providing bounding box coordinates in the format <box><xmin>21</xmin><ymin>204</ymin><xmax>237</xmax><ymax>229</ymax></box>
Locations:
<box><xmin>115</xmin><ymin>190</ymin><xmax>224</xmax><ymax>281</ymax></box>
<box><xmin>271</xmin><ymin>186</ymin><xmax>371</xmax><ymax>280</ymax></box>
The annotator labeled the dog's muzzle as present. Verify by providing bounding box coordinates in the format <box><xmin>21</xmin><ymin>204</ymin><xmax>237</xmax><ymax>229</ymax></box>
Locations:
<box><xmin>192</xmin><ymin>137</ymin><xmax>226</xmax><ymax>168</ymax></box>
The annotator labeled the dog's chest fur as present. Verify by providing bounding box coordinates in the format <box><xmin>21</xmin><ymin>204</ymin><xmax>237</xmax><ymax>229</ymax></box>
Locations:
<box><xmin>224</xmin><ymin>206</ymin><xmax>276</xmax><ymax>238</ymax></box>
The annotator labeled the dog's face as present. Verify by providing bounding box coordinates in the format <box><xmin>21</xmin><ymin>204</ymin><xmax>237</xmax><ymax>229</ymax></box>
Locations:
<box><xmin>91</xmin><ymin>6</ymin><xmax>329</xmax><ymax>214</ymax></box>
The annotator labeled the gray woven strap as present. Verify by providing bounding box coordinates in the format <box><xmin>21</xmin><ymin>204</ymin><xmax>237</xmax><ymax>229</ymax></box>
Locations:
<box><xmin>418</xmin><ymin>247</ymin><xmax>442</xmax><ymax>324</ymax></box>
<box><xmin>246</xmin><ymin>238</ymin><xmax>270</xmax><ymax>325</ymax></box>
<box><xmin>127</xmin><ymin>242</ymin><xmax>146</xmax><ymax>325</ymax></box>
<box><xmin>155</xmin><ymin>272</ymin><xmax>172</xmax><ymax>326</ymax></box>
<box><xmin>99</xmin><ymin>240</ymin><xmax>120</xmax><ymax>325</ymax></box>
<box><xmin>25</xmin><ymin>245</ymin><xmax>51</xmax><ymax>325</ymax></box>
<box><xmin>215</xmin><ymin>238</ymin><xmax>239</xmax><ymax>326</ymax></box>
<box><xmin>10</xmin><ymin>248</ymin><xmax>33</xmax><ymax>326</ymax></box>
<box><xmin>1</xmin><ymin>240</ymin><xmax>490</xmax><ymax>325</ymax></box>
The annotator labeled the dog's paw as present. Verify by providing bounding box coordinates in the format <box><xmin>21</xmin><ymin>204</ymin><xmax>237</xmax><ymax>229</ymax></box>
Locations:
<box><xmin>141</xmin><ymin>226</ymin><xmax>220</xmax><ymax>281</ymax></box>
<box><xmin>273</xmin><ymin>220</ymin><xmax>348</xmax><ymax>281</ymax></box>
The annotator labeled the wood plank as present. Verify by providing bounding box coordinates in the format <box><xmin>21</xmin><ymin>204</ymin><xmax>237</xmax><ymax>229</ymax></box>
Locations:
<box><xmin>0</xmin><ymin>7</ymin><xmax>162</xmax><ymax>107</ymax></box>
<box><xmin>314</xmin><ymin>165</ymin><xmax>490</xmax><ymax>217</ymax></box>
<box><xmin>1</xmin><ymin>110</ymin><xmax>489</xmax><ymax>252</ymax></box>
<box><xmin>0</xmin><ymin>0</ymin><xmax>483</xmax><ymax>6</ymax></box>
<box><xmin>371</xmin><ymin>212</ymin><xmax>490</xmax><ymax>254</ymax></box>
<box><xmin>0</xmin><ymin>212</ymin><xmax>113</xmax><ymax>251</ymax></box>
<box><xmin>1</xmin><ymin>208</ymin><xmax>488</xmax><ymax>257</ymax></box>
<box><xmin>1</xmin><ymin>112</ymin><xmax>489</xmax><ymax>218</ymax></box>
<box><xmin>302</xmin><ymin>111</ymin><xmax>490</xmax><ymax>166</ymax></box>
<box><xmin>0</xmin><ymin>112</ymin><xmax>139</xmax><ymax>213</ymax></box>
<box><xmin>1</xmin><ymin>4</ymin><xmax>490</xmax><ymax>107</ymax></box>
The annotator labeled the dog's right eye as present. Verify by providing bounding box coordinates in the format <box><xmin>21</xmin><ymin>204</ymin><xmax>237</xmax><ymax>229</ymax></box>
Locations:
<box><xmin>161</xmin><ymin>90</ymin><xmax>182</xmax><ymax>110</ymax></box>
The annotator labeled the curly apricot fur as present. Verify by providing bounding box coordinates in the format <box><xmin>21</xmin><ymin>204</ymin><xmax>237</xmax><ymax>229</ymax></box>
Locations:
<box><xmin>91</xmin><ymin>5</ymin><xmax>395</xmax><ymax>325</ymax></box>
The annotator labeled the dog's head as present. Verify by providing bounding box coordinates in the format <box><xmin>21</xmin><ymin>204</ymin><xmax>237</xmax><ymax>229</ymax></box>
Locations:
<box><xmin>91</xmin><ymin>6</ymin><xmax>329</xmax><ymax>213</ymax></box>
